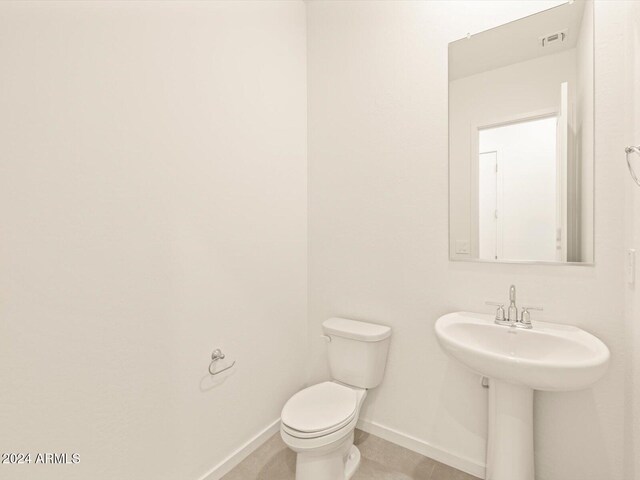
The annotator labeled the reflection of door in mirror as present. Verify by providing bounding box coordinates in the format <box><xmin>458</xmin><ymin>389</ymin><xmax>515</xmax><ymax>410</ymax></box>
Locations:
<box><xmin>478</xmin><ymin>151</ymin><xmax>498</xmax><ymax>260</ymax></box>
<box><xmin>477</xmin><ymin>116</ymin><xmax>559</xmax><ymax>262</ymax></box>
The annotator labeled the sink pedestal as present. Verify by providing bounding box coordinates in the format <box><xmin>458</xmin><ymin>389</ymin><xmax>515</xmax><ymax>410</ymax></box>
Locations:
<box><xmin>486</xmin><ymin>379</ymin><xmax>534</xmax><ymax>480</ymax></box>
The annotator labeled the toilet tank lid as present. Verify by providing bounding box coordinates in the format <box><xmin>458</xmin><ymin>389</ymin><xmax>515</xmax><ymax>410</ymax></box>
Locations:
<box><xmin>322</xmin><ymin>317</ymin><xmax>391</xmax><ymax>342</ymax></box>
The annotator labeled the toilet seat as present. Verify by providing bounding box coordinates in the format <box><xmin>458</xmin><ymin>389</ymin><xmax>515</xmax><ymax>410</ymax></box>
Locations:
<box><xmin>281</xmin><ymin>382</ymin><xmax>358</xmax><ymax>439</ymax></box>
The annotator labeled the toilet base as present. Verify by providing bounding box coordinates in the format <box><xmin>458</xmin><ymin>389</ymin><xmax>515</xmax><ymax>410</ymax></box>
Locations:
<box><xmin>344</xmin><ymin>445</ymin><xmax>361</xmax><ymax>479</ymax></box>
<box><xmin>294</xmin><ymin>431</ymin><xmax>360</xmax><ymax>480</ymax></box>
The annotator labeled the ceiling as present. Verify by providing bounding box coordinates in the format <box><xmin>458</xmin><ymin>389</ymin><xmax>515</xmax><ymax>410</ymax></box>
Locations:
<box><xmin>449</xmin><ymin>1</ymin><xmax>587</xmax><ymax>81</ymax></box>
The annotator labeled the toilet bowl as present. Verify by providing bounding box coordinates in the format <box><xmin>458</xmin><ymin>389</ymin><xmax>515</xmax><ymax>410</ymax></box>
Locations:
<box><xmin>280</xmin><ymin>318</ymin><xmax>391</xmax><ymax>480</ymax></box>
<box><xmin>281</xmin><ymin>381</ymin><xmax>367</xmax><ymax>480</ymax></box>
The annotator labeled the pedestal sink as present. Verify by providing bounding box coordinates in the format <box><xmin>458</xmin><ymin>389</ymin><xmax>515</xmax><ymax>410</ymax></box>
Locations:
<box><xmin>435</xmin><ymin>312</ymin><xmax>609</xmax><ymax>480</ymax></box>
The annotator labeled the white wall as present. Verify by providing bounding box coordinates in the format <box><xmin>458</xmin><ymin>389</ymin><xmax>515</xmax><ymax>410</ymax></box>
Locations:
<box><xmin>0</xmin><ymin>2</ymin><xmax>307</xmax><ymax>480</ymax></box>
<box><xmin>308</xmin><ymin>2</ymin><xmax>626</xmax><ymax>479</ymax></box>
<box><xmin>624</xmin><ymin>1</ymin><xmax>640</xmax><ymax>479</ymax></box>
<box><xmin>449</xmin><ymin>49</ymin><xmax>576</xmax><ymax>260</ymax></box>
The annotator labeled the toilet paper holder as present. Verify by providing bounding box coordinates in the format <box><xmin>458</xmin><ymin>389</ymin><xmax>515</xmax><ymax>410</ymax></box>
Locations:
<box><xmin>209</xmin><ymin>348</ymin><xmax>236</xmax><ymax>376</ymax></box>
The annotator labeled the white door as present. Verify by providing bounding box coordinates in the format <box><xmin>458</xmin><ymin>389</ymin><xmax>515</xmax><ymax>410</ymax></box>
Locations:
<box><xmin>478</xmin><ymin>116</ymin><xmax>558</xmax><ymax>262</ymax></box>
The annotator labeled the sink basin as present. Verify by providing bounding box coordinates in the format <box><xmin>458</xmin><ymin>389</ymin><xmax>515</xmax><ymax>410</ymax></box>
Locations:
<box><xmin>435</xmin><ymin>311</ymin><xmax>610</xmax><ymax>480</ymax></box>
<box><xmin>435</xmin><ymin>311</ymin><xmax>609</xmax><ymax>391</ymax></box>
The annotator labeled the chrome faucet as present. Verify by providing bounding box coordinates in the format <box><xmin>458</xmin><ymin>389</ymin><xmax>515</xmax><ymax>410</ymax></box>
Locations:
<box><xmin>507</xmin><ymin>285</ymin><xmax>518</xmax><ymax>322</ymax></box>
<box><xmin>486</xmin><ymin>285</ymin><xmax>542</xmax><ymax>329</ymax></box>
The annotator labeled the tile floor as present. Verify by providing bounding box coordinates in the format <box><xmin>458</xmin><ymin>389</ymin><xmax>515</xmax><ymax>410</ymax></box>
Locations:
<box><xmin>222</xmin><ymin>429</ymin><xmax>481</xmax><ymax>480</ymax></box>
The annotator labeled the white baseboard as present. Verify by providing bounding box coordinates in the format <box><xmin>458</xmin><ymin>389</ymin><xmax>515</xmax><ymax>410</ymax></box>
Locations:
<box><xmin>198</xmin><ymin>418</ymin><xmax>281</xmax><ymax>480</ymax></box>
<box><xmin>196</xmin><ymin>416</ymin><xmax>485</xmax><ymax>480</ymax></box>
<box><xmin>356</xmin><ymin>418</ymin><xmax>486</xmax><ymax>479</ymax></box>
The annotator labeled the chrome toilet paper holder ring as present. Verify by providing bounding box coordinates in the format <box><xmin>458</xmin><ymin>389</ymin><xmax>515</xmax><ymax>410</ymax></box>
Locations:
<box><xmin>209</xmin><ymin>348</ymin><xmax>236</xmax><ymax>376</ymax></box>
<box><xmin>626</xmin><ymin>145</ymin><xmax>640</xmax><ymax>187</ymax></box>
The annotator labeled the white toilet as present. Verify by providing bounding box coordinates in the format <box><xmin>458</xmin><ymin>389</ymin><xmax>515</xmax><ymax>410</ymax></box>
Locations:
<box><xmin>280</xmin><ymin>317</ymin><xmax>391</xmax><ymax>480</ymax></box>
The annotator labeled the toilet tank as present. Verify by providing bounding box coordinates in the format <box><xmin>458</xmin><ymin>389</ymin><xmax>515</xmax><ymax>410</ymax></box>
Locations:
<box><xmin>322</xmin><ymin>317</ymin><xmax>391</xmax><ymax>389</ymax></box>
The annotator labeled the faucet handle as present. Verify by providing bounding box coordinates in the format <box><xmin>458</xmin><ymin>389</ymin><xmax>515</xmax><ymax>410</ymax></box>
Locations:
<box><xmin>485</xmin><ymin>301</ymin><xmax>509</xmax><ymax>325</ymax></box>
<box><xmin>518</xmin><ymin>306</ymin><xmax>543</xmax><ymax>328</ymax></box>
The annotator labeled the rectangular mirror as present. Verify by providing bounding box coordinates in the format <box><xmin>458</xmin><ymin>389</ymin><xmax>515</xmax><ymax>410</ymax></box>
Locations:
<box><xmin>448</xmin><ymin>0</ymin><xmax>594</xmax><ymax>264</ymax></box>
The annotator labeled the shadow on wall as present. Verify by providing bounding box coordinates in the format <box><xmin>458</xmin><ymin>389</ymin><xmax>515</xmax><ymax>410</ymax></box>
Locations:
<box><xmin>199</xmin><ymin>368</ymin><xmax>237</xmax><ymax>393</ymax></box>
<box><xmin>435</xmin><ymin>361</ymin><xmax>488</xmax><ymax>444</ymax></box>
<box><xmin>534</xmin><ymin>389</ymin><xmax>610</xmax><ymax>479</ymax></box>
